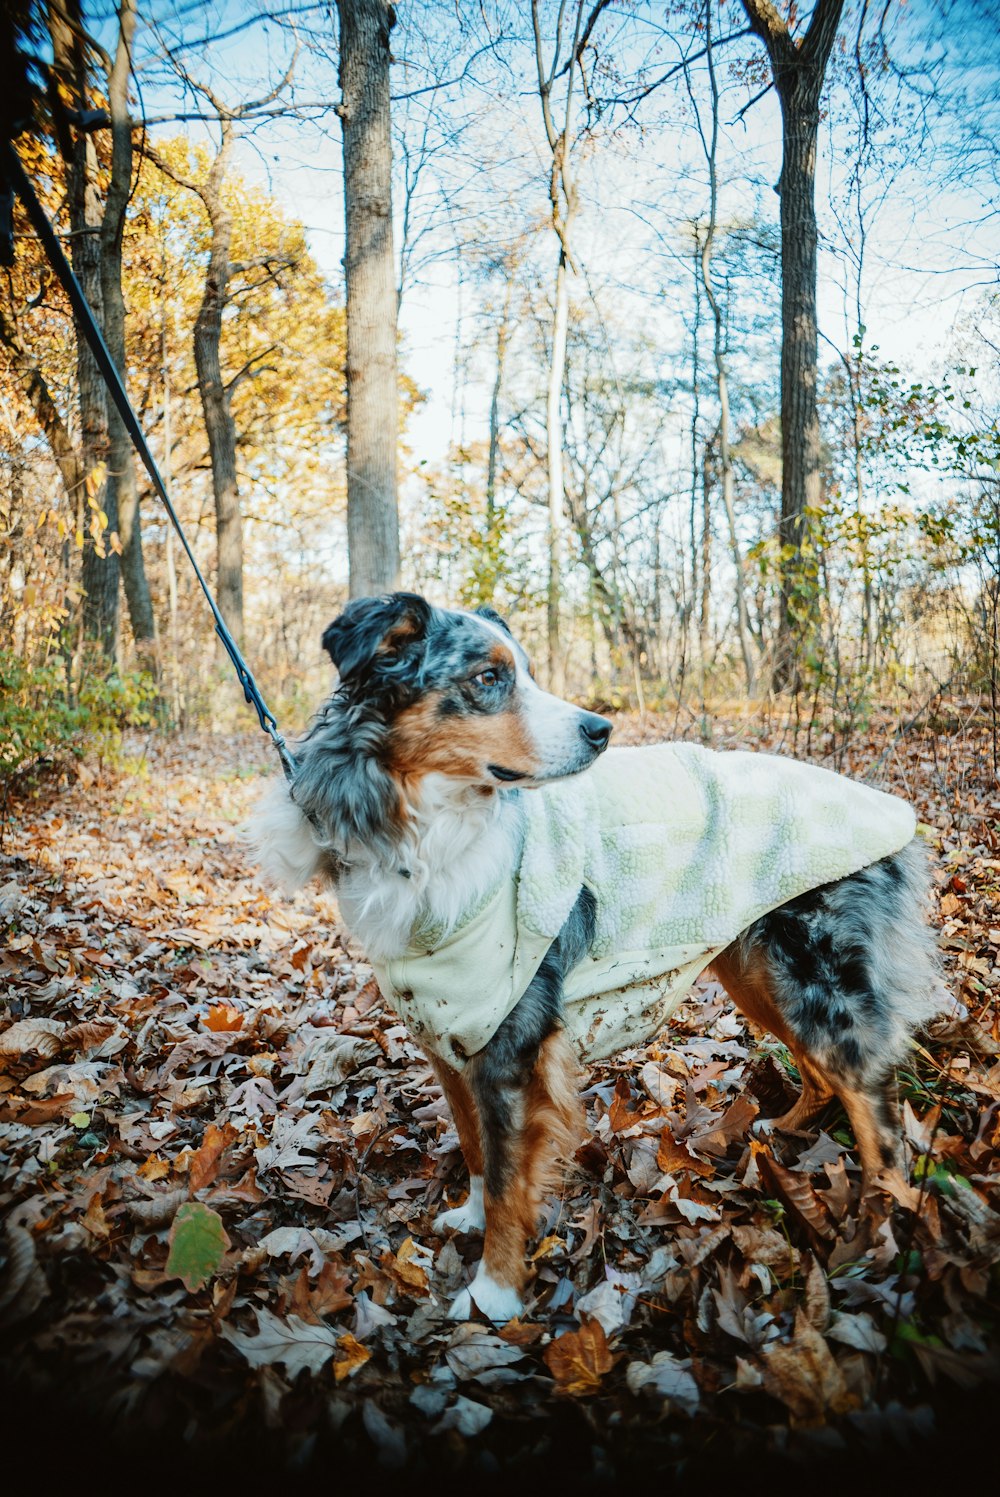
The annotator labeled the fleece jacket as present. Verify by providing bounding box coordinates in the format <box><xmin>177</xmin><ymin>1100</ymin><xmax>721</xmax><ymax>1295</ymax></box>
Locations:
<box><xmin>369</xmin><ymin>743</ymin><xmax>917</xmax><ymax>1070</ymax></box>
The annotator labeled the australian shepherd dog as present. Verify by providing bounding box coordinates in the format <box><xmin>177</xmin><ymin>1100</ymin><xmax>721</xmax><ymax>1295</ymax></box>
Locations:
<box><xmin>247</xmin><ymin>592</ymin><xmax>943</xmax><ymax>1322</ymax></box>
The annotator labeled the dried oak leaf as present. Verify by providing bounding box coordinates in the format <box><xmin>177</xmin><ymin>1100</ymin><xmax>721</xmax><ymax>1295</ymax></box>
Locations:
<box><xmin>543</xmin><ymin>1316</ymin><xmax>613</xmax><ymax>1395</ymax></box>
<box><xmin>221</xmin><ymin>1308</ymin><xmax>340</xmax><ymax>1378</ymax></box>
<box><xmin>165</xmin><ymin>1201</ymin><xmax>230</xmax><ymax>1291</ymax></box>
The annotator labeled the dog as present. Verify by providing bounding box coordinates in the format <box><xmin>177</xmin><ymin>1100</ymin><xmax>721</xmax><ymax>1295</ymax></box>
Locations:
<box><xmin>247</xmin><ymin>592</ymin><xmax>944</xmax><ymax>1323</ymax></box>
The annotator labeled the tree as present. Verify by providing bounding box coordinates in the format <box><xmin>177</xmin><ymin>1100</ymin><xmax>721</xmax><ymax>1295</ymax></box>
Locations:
<box><xmin>530</xmin><ymin>0</ymin><xmax>611</xmax><ymax>692</ymax></box>
<box><xmin>337</xmin><ymin>0</ymin><xmax>400</xmax><ymax>598</ymax></box>
<box><xmin>147</xmin><ymin>51</ymin><xmax>298</xmax><ymax>652</ymax></box>
<box><xmin>100</xmin><ymin>0</ymin><xmax>156</xmax><ymax>659</ymax></box>
<box><xmin>48</xmin><ymin>0</ymin><xmax>119</xmax><ymax>660</ymax></box>
<box><xmin>687</xmin><ymin>0</ymin><xmax>756</xmax><ymax>694</ymax></box>
<box><xmin>740</xmin><ymin>0</ymin><xmax>845</xmax><ymax>689</ymax></box>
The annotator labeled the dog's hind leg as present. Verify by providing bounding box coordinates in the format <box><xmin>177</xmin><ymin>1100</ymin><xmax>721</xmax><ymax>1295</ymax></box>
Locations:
<box><xmin>432</xmin><ymin>1059</ymin><xmax>486</xmax><ymax>1235</ymax></box>
<box><xmin>712</xmin><ymin>948</ymin><xmax>834</xmax><ymax>1125</ymax></box>
<box><xmin>718</xmin><ymin>844</ymin><xmax>941</xmax><ymax>1190</ymax></box>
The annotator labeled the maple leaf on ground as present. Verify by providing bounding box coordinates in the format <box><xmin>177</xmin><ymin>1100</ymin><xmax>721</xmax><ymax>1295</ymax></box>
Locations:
<box><xmin>288</xmin><ymin>1261</ymin><xmax>352</xmax><ymax>1322</ymax></box>
<box><xmin>380</xmin><ymin>1237</ymin><xmax>430</xmax><ymax>1298</ymax></box>
<box><xmin>544</xmin><ymin>1317</ymin><xmax>614</xmax><ymax>1395</ymax></box>
<box><xmin>165</xmin><ymin>1201</ymin><xmax>230</xmax><ymax>1291</ymax></box>
<box><xmin>221</xmin><ymin>1308</ymin><xmax>341</xmax><ymax>1378</ymax></box>
<box><xmin>761</xmin><ymin>1315</ymin><xmax>857</xmax><ymax>1425</ymax></box>
<box><xmin>203</xmin><ymin>1004</ymin><xmax>243</xmax><ymax>1032</ymax></box>
<box><xmin>656</xmin><ymin>1127</ymin><xmax>714</xmax><ymax>1177</ymax></box>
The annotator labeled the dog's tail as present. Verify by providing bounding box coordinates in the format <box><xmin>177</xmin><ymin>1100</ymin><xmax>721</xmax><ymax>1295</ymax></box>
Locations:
<box><xmin>241</xmin><ymin>779</ymin><xmax>327</xmax><ymax>894</ymax></box>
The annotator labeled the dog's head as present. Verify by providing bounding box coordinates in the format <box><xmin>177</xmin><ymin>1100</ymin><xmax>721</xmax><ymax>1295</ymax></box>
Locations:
<box><xmin>321</xmin><ymin>592</ymin><xmax>612</xmax><ymax>790</ymax></box>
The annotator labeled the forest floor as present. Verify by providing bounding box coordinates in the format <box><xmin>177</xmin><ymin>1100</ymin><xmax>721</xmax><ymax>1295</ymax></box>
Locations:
<box><xmin>1</xmin><ymin>705</ymin><xmax>999</xmax><ymax>1491</ymax></box>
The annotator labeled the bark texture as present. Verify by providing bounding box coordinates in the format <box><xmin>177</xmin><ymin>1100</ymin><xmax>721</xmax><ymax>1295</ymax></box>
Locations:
<box><xmin>50</xmin><ymin>0</ymin><xmax>119</xmax><ymax>659</ymax></box>
<box><xmin>741</xmin><ymin>0</ymin><xmax>844</xmax><ymax>690</ymax></box>
<box><xmin>100</xmin><ymin>0</ymin><xmax>156</xmax><ymax>653</ymax></box>
<box><xmin>338</xmin><ymin>0</ymin><xmax>400</xmax><ymax>598</ymax></box>
<box><xmin>192</xmin><ymin>123</ymin><xmax>244</xmax><ymax>645</ymax></box>
<box><xmin>699</xmin><ymin>0</ymin><xmax>755</xmax><ymax>693</ymax></box>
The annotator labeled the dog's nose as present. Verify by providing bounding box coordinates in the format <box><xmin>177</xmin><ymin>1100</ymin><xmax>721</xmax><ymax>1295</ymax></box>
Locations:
<box><xmin>579</xmin><ymin>712</ymin><xmax>613</xmax><ymax>751</ymax></box>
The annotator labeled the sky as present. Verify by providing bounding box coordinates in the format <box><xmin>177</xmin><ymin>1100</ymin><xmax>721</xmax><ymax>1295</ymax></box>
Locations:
<box><xmin>89</xmin><ymin>0</ymin><xmax>1000</xmax><ymax>475</ymax></box>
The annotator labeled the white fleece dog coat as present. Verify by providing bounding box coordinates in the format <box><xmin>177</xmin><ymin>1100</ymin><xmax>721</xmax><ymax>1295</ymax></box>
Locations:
<box><xmin>370</xmin><ymin>744</ymin><xmax>917</xmax><ymax>1070</ymax></box>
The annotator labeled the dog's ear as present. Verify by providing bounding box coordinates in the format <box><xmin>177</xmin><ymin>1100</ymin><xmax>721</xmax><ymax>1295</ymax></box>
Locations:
<box><xmin>322</xmin><ymin>593</ymin><xmax>432</xmax><ymax>684</ymax></box>
<box><xmin>475</xmin><ymin>605</ymin><xmax>513</xmax><ymax>638</ymax></box>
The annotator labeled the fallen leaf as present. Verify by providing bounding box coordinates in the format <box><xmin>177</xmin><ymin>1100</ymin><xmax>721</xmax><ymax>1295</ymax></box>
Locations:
<box><xmin>333</xmin><ymin>1331</ymin><xmax>370</xmax><ymax>1382</ymax></box>
<box><xmin>544</xmin><ymin>1317</ymin><xmax>613</xmax><ymax>1395</ymax></box>
<box><xmin>189</xmin><ymin>1121</ymin><xmax>238</xmax><ymax>1193</ymax></box>
<box><xmin>165</xmin><ymin>1201</ymin><xmax>230</xmax><ymax>1292</ymax></box>
<box><xmin>626</xmin><ymin>1351</ymin><xmax>700</xmax><ymax>1415</ymax></box>
<box><xmin>762</xmin><ymin>1316</ymin><xmax>856</xmax><ymax>1425</ymax></box>
<box><xmin>222</xmin><ymin>1308</ymin><xmax>340</xmax><ymax>1378</ymax></box>
<box><xmin>204</xmin><ymin>1004</ymin><xmax>244</xmax><ymax>1032</ymax></box>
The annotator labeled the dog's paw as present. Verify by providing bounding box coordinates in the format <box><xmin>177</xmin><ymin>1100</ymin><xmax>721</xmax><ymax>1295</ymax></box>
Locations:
<box><xmin>448</xmin><ymin>1265</ymin><xmax>523</xmax><ymax>1324</ymax></box>
<box><xmin>434</xmin><ymin>1177</ymin><xmax>485</xmax><ymax>1235</ymax></box>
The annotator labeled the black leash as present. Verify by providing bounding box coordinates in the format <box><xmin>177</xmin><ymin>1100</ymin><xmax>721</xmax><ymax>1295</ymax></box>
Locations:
<box><xmin>2</xmin><ymin>141</ymin><xmax>298</xmax><ymax>784</ymax></box>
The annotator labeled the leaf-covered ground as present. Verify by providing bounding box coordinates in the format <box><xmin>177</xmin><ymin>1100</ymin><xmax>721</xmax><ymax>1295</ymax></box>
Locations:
<box><xmin>2</xmin><ymin>710</ymin><xmax>999</xmax><ymax>1489</ymax></box>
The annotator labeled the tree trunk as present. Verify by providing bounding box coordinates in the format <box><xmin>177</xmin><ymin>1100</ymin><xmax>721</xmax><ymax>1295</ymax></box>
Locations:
<box><xmin>546</xmin><ymin>248</ymin><xmax>569</xmax><ymax>692</ymax></box>
<box><xmin>100</xmin><ymin>0</ymin><xmax>157</xmax><ymax>658</ymax></box>
<box><xmin>50</xmin><ymin>0</ymin><xmax>118</xmax><ymax>660</ymax></box>
<box><xmin>700</xmin><ymin>0</ymin><xmax>755</xmax><ymax>694</ymax></box>
<box><xmin>337</xmin><ymin>0</ymin><xmax>400</xmax><ymax>598</ymax></box>
<box><xmin>192</xmin><ymin>122</ymin><xmax>244</xmax><ymax>645</ymax></box>
<box><xmin>741</xmin><ymin>0</ymin><xmax>844</xmax><ymax>691</ymax></box>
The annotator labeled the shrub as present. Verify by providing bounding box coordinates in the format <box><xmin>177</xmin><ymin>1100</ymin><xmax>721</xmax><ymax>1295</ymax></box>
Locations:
<box><xmin>0</xmin><ymin>649</ymin><xmax>156</xmax><ymax>784</ymax></box>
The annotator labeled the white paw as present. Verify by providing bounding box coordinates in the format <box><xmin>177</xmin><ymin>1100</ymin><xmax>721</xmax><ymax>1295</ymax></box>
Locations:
<box><xmin>448</xmin><ymin>1287</ymin><xmax>474</xmax><ymax>1321</ymax></box>
<box><xmin>448</xmin><ymin>1265</ymin><xmax>523</xmax><ymax>1324</ymax></box>
<box><xmin>434</xmin><ymin>1176</ymin><xmax>485</xmax><ymax>1235</ymax></box>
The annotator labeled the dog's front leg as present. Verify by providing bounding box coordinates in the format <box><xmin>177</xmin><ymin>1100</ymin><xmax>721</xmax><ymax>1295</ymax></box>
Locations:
<box><xmin>448</xmin><ymin>1029</ymin><xmax>582</xmax><ymax>1323</ymax></box>
<box><xmin>431</xmin><ymin>1059</ymin><xmax>486</xmax><ymax>1235</ymax></box>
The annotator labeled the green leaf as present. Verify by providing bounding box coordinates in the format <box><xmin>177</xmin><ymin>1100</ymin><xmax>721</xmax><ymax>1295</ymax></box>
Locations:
<box><xmin>69</xmin><ymin>1112</ymin><xmax>91</xmax><ymax>1129</ymax></box>
<box><xmin>165</xmin><ymin>1201</ymin><xmax>230</xmax><ymax>1292</ymax></box>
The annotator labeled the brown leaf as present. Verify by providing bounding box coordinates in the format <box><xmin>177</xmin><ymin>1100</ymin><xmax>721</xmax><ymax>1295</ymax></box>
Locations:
<box><xmin>803</xmin><ymin>1254</ymin><xmax>830</xmax><ymax>1331</ymax></box>
<box><xmin>203</xmin><ymin>1004</ymin><xmax>244</xmax><ymax>1032</ymax></box>
<box><xmin>543</xmin><ymin>1317</ymin><xmax>613</xmax><ymax>1395</ymax></box>
<box><xmin>656</xmin><ymin>1128</ymin><xmax>714</xmax><ymax>1177</ymax></box>
<box><xmin>289</xmin><ymin>1261</ymin><xmax>352</xmax><ymax>1323</ymax></box>
<box><xmin>137</xmin><ymin>1155</ymin><xmax>171</xmax><ymax>1182</ymax></box>
<box><xmin>762</xmin><ymin>1316</ymin><xmax>857</xmax><ymax>1425</ymax></box>
<box><xmin>380</xmin><ymin>1237</ymin><xmax>429</xmax><ymax>1298</ymax></box>
<box><xmin>754</xmin><ymin>1144</ymin><xmax>835</xmax><ymax>1247</ymax></box>
<box><xmin>82</xmin><ymin>1191</ymin><xmax>110</xmax><ymax>1240</ymax></box>
<box><xmin>607</xmin><ymin>1076</ymin><xmax>642</xmax><ymax>1133</ymax></box>
<box><xmin>189</xmin><ymin>1122</ymin><xmax>238</xmax><ymax>1194</ymax></box>
<box><xmin>731</xmin><ymin>1223</ymin><xmax>801</xmax><ymax>1277</ymax></box>
<box><xmin>498</xmin><ymin>1319</ymin><xmax>545</xmax><ymax>1347</ymax></box>
<box><xmin>333</xmin><ymin>1332</ymin><xmax>370</xmax><ymax>1382</ymax></box>
<box><xmin>0</xmin><ymin>1017</ymin><xmax>64</xmax><ymax>1060</ymax></box>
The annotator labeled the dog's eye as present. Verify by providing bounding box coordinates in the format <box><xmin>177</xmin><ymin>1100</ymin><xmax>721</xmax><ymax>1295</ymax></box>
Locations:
<box><xmin>472</xmin><ymin>668</ymin><xmax>500</xmax><ymax>688</ymax></box>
